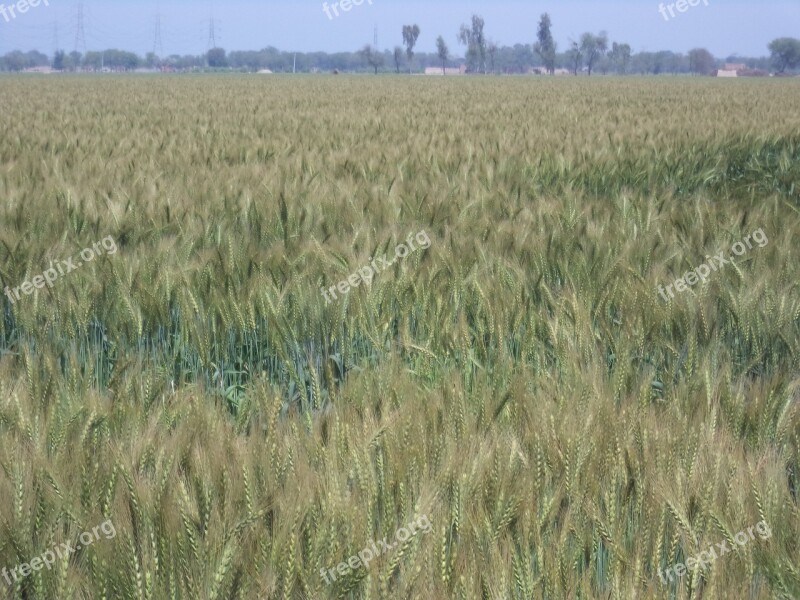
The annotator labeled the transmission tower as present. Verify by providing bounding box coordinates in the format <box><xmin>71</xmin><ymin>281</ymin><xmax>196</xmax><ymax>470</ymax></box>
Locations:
<box><xmin>74</xmin><ymin>2</ymin><xmax>86</xmax><ymax>54</ymax></box>
<box><xmin>153</xmin><ymin>1</ymin><xmax>163</xmax><ymax>56</ymax></box>
<box><xmin>207</xmin><ymin>16</ymin><xmax>217</xmax><ymax>49</ymax></box>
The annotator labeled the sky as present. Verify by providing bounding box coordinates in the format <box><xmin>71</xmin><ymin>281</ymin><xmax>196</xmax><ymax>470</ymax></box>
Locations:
<box><xmin>0</xmin><ymin>0</ymin><xmax>796</xmax><ymax>58</ymax></box>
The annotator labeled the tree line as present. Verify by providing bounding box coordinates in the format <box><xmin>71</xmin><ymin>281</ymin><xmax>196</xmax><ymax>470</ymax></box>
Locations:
<box><xmin>1</xmin><ymin>13</ymin><xmax>798</xmax><ymax>75</ymax></box>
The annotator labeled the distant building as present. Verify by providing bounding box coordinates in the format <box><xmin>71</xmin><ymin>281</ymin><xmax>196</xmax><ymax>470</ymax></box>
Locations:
<box><xmin>720</xmin><ymin>63</ymin><xmax>766</xmax><ymax>77</ymax></box>
<box><xmin>257</xmin><ymin>69</ymin><xmax>273</xmax><ymax>74</ymax></box>
<box><xmin>716</xmin><ymin>69</ymin><xmax>738</xmax><ymax>78</ymax></box>
<box><xmin>529</xmin><ymin>67</ymin><xmax>571</xmax><ymax>75</ymax></box>
<box><xmin>724</xmin><ymin>63</ymin><xmax>748</xmax><ymax>72</ymax></box>
<box><xmin>424</xmin><ymin>65</ymin><xmax>467</xmax><ymax>75</ymax></box>
<box><xmin>738</xmin><ymin>68</ymin><xmax>769</xmax><ymax>77</ymax></box>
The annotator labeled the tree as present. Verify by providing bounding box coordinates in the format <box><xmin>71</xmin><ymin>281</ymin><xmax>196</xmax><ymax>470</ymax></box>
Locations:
<box><xmin>768</xmin><ymin>37</ymin><xmax>800</xmax><ymax>73</ymax></box>
<box><xmin>359</xmin><ymin>45</ymin><xmax>384</xmax><ymax>74</ymax></box>
<box><xmin>566</xmin><ymin>41</ymin><xmax>582</xmax><ymax>75</ymax></box>
<box><xmin>508</xmin><ymin>43</ymin><xmax>534</xmax><ymax>73</ymax></box>
<box><xmin>487</xmin><ymin>39</ymin><xmax>498</xmax><ymax>74</ymax></box>
<box><xmin>650</xmin><ymin>50</ymin><xmax>670</xmax><ymax>74</ymax></box>
<box><xmin>3</xmin><ymin>51</ymin><xmax>29</xmax><ymax>71</ymax></box>
<box><xmin>458</xmin><ymin>14</ymin><xmax>486</xmax><ymax>73</ymax></box>
<box><xmin>402</xmin><ymin>24</ymin><xmax>420</xmax><ymax>72</ymax></box>
<box><xmin>688</xmin><ymin>48</ymin><xmax>715</xmax><ymax>75</ymax></box>
<box><xmin>660</xmin><ymin>51</ymin><xmax>683</xmax><ymax>75</ymax></box>
<box><xmin>69</xmin><ymin>51</ymin><xmax>82</xmax><ymax>71</ymax></box>
<box><xmin>630</xmin><ymin>51</ymin><xmax>653</xmax><ymax>74</ymax></box>
<box><xmin>436</xmin><ymin>35</ymin><xmax>449</xmax><ymax>74</ymax></box>
<box><xmin>53</xmin><ymin>50</ymin><xmax>66</xmax><ymax>71</ymax></box>
<box><xmin>533</xmin><ymin>13</ymin><xmax>556</xmax><ymax>74</ymax></box>
<box><xmin>207</xmin><ymin>47</ymin><xmax>227</xmax><ymax>68</ymax></box>
<box><xmin>598</xmin><ymin>55</ymin><xmax>611</xmax><ymax>75</ymax></box>
<box><xmin>580</xmin><ymin>31</ymin><xmax>608</xmax><ymax>75</ymax></box>
<box><xmin>82</xmin><ymin>49</ymin><xmax>139</xmax><ymax>70</ymax></box>
<box><xmin>458</xmin><ymin>26</ymin><xmax>477</xmax><ymax>72</ymax></box>
<box><xmin>608</xmin><ymin>42</ymin><xmax>631</xmax><ymax>74</ymax></box>
<box><xmin>393</xmin><ymin>46</ymin><xmax>403</xmax><ymax>73</ymax></box>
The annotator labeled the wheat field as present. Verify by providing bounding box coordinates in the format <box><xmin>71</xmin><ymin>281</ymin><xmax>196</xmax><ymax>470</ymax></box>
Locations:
<box><xmin>0</xmin><ymin>75</ymin><xmax>799</xmax><ymax>599</ymax></box>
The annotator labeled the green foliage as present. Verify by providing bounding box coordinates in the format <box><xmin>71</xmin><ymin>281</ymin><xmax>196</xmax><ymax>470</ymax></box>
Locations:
<box><xmin>0</xmin><ymin>75</ymin><xmax>798</xmax><ymax>599</ymax></box>
<box><xmin>768</xmin><ymin>37</ymin><xmax>800</xmax><ymax>74</ymax></box>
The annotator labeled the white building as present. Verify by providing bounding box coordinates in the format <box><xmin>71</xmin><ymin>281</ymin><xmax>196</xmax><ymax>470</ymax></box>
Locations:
<box><xmin>424</xmin><ymin>65</ymin><xmax>467</xmax><ymax>75</ymax></box>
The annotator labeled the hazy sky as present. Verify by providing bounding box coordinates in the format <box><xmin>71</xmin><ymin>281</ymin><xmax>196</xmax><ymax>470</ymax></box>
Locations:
<box><xmin>0</xmin><ymin>0</ymin><xmax>796</xmax><ymax>58</ymax></box>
